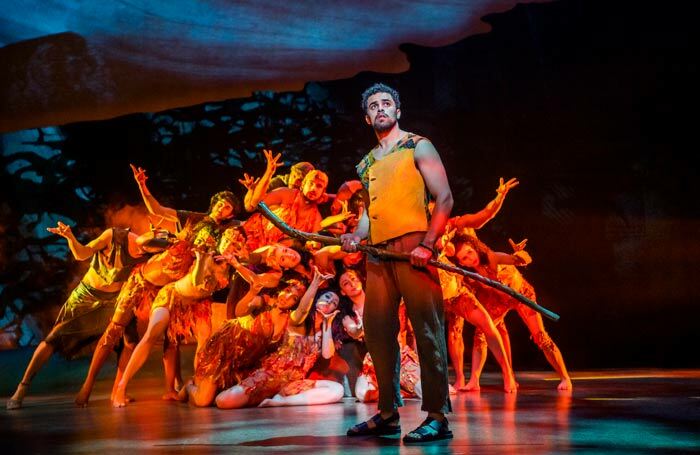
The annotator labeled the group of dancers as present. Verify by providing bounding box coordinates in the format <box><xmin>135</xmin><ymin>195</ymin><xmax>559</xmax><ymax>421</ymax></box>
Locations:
<box><xmin>6</xmin><ymin>83</ymin><xmax>571</xmax><ymax>443</ymax></box>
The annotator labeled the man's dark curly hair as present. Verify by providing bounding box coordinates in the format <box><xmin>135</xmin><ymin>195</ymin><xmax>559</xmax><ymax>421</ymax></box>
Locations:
<box><xmin>208</xmin><ymin>190</ymin><xmax>241</xmax><ymax>218</ymax></box>
<box><xmin>361</xmin><ymin>83</ymin><xmax>401</xmax><ymax>113</ymax></box>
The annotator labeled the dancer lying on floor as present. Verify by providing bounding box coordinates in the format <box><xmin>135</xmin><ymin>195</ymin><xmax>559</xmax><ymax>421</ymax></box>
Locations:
<box><xmin>178</xmin><ymin>267</ymin><xmax>308</xmax><ymax>407</ymax></box>
<box><xmin>215</xmin><ymin>267</ymin><xmax>343</xmax><ymax>408</ymax></box>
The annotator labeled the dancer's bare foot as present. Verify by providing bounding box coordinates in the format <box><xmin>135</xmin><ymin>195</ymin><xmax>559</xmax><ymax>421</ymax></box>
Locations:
<box><xmin>462</xmin><ymin>379</ymin><xmax>480</xmax><ymax>392</ymax></box>
<box><xmin>112</xmin><ymin>386</ymin><xmax>128</xmax><ymax>408</ymax></box>
<box><xmin>177</xmin><ymin>380</ymin><xmax>193</xmax><ymax>402</ymax></box>
<box><xmin>453</xmin><ymin>376</ymin><xmax>466</xmax><ymax>391</ymax></box>
<box><xmin>7</xmin><ymin>382</ymin><xmax>29</xmax><ymax>410</ymax></box>
<box><xmin>109</xmin><ymin>391</ymin><xmax>134</xmax><ymax>403</ymax></box>
<box><xmin>162</xmin><ymin>390</ymin><xmax>179</xmax><ymax>401</ymax></box>
<box><xmin>75</xmin><ymin>385</ymin><xmax>91</xmax><ymax>407</ymax></box>
<box><xmin>258</xmin><ymin>395</ymin><xmax>283</xmax><ymax>407</ymax></box>
<box><xmin>503</xmin><ymin>374</ymin><xmax>517</xmax><ymax>393</ymax></box>
<box><xmin>557</xmin><ymin>378</ymin><xmax>573</xmax><ymax>391</ymax></box>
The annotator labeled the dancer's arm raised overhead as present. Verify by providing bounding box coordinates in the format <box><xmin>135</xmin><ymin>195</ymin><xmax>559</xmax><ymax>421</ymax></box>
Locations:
<box><xmin>130</xmin><ymin>164</ymin><xmax>178</xmax><ymax>222</ymax></box>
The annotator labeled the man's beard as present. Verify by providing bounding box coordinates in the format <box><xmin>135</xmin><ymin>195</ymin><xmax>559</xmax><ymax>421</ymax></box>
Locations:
<box><xmin>373</xmin><ymin>115</ymin><xmax>396</xmax><ymax>132</ymax></box>
<box><xmin>302</xmin><ymin>190</ymin><xmax>320</xmax><ymax>203</ymax></box>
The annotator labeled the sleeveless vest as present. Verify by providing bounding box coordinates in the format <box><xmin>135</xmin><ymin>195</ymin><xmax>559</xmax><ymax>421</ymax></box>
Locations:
<box><xmin>90</xmin><ymin>228</ymin><xmax>147</xmax><ymax>284</ymax></box>
<box><xmin>357</xmin><ymin>133</ymin><xmax>430</xmax><ymax>244</ymax></box>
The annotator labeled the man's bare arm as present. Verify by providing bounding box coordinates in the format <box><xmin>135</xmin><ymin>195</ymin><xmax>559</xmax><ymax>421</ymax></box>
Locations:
<box><xmin>414</xmin><ymin>140</ymin><xmax>454</xmax><ymax>249</ymax></box>
<box><xmin>130</xmin><ymin>164</ymin><xmax>178</xmax><ymax>222</ymax></box>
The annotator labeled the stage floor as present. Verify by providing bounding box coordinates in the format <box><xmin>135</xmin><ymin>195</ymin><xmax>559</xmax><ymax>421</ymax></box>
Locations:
<box><xmin>1</xmin><ymin>348</ymin><xmax>699</xmax><ymax>454</ymax></box>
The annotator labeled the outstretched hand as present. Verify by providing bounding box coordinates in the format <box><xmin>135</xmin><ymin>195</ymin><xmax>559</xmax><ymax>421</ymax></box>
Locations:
<box><xmin>437</xmin><ymin>225</ymin><xmax>456</xmax><ymax>252</ymax></box>
<box><xmin>238</xmin><ymin>172</ymin><xmax>260</xmax><ymax>191</ymax></box>
<box><xmin>318</xmin><ymin>308</ymin><xmax>340</xmax><ymax>320</ymax></box>
<box><xmin>496</xmin><ymin>177</ymin><xmax>519</xmax><ymax>196</ymax></box>
<box><xmin>263</xmin><ymin>149</ymin><xmax>284</xmax><ymax>174</ymax></box>
<box><xmin>312</xmin><ymin>265</ymin><xmax>335</xmax><ymax>283</ymax></box>
<box><xmin>130</xmin><ymin>164</ymin><xmax>148</xmax><ymax>185</ymax></box>
<box><xmin>337</xmin><ymin>200</ymin><xmax>356</xmax><ymax>222</ymax></box>
<box><xmin>47</xmin><ymin>221</ymin><xmax>73</xmax><ymax>239</ymax></box>
<box><xmin>509</xmin><ymin>238</ymin><xmax>532</xmax><ymax>266</ymax></box>
<box><xmin>508</xmin><ymin>238</ymin><xmax>528</xmax><ymax>252</ymax></box>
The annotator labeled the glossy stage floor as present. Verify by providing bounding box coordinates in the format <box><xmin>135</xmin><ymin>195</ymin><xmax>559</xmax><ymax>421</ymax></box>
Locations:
<box><xmin>1</xmin><ymin>347</ymin><xmax>698</xmax><ymax>454</ymax></box>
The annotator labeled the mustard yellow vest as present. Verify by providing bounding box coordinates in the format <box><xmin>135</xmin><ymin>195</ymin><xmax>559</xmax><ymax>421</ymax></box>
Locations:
<box><xmin>356</xmin><ymin>133</ymin><xmax>430</xmax><ymax>245</ymax></box>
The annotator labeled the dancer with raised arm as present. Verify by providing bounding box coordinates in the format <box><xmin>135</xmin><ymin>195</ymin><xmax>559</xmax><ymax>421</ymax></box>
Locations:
<box><xmin>7</xmin><ymin>222</ymin><xmax>149</xmax><ymax>409</ymax></box>
<box><xmin>215</xmin><ymin>267</ymin><xmax>340</xmax><ymax>409</ymax></box>
<box><xmin>450</xmin><ymin>233</ymin><xmax>572</xmax><ymax>391</ymax></box>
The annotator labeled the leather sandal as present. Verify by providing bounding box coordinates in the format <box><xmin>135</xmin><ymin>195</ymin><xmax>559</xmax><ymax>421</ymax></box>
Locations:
<box><xmin>347</xmin><ymin>412</ymin><xmax>401</xmax><ymax>436</ymax></box>
<box><xmin>403</xmin><ymin>417</ymin><xmax>453</xmax><ymax>443</ymax></box>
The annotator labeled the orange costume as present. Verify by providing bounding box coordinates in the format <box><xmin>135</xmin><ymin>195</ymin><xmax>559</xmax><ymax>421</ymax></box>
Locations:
<box><xmin>243</xmin><ymin>190</ymin><xmax>320</xmax><ymax>250</ymax></box>
<box><xmin>193</xmin><ymin>312</ymin><xmax>280</xmax><ymax>390</ymax></box>
<box><xmin>237</xmin><ymin>332</ymin><xmax>320</xmax><ymax>406</ymax></box>
<box><xmin>119</xmin><ymin>239</ymin><xmax>195</xmax><ymax>325</ymax></box>
<box><xmin>361</xmin><ymin>345</ymin><xmax>421</xmax><ymax>400</ymax></box>
<box><xmin>464</xmin><ymin>265</ymin><xmax>534</xmax><ymax>324</ymax></box>
<box><xmin>150</xmin><ymin>252</ymin><xmax>230</xmax><ymax>344</ymax></box>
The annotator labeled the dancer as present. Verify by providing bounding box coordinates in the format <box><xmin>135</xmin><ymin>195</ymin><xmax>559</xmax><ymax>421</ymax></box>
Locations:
<box><xmin>241</xmin><ymin>150</ymin><xmax>349</xmax><ymax>250</ymax></box>
<box><xmin>74</xmin><ymin>228</ymin><xmax>194</xmax><ymax>406</ymax></box>
<box><xmin>179</xmin><ymin>272</ymin><xmax>310</xmax><ymax>407</ymax></box>
<box><xmin>111</xmin><ymin>226</ymin><xmax>244</xmax><ymax>407</ymax></box>
<box><xmin>257</xmin><ymin>288</ymin><xmax>345</xmax><ymax>407</ymax></box>
<box><xmin>334</xmin><ymin>268</ymin><xmax>367</xmax><ymax>395</ymax></box>
<box><xmin>451</xmin><ymin>233</ymin><xmax>572</xmax><ymax>391</ymax></box>
<box><xmin>437</xmin><ymin>244</ymin><xmax>517</xmax><ymax>393</ymax></box>
<box><xmin>434</xmin><ymin>177</ymin><xmax>519</xmax><ymax>390</ymax></box>
<box><xmin>268</xmin><ymin>161</ymin><xmax>315</xmax><ymax>191</ymax></box>
<box><xmin>132</xmin><ymin>162</ymin><xmax>244</xmax><ymax>358</ymax></box>
<box><xmin>7</xmin><ymin>222</ymin><xmax>150</xmax><ymax>409</ymax></box>
<box><xmin>215</xmin><ymin>267</ymin><xmax>341</xmax><ymax>408</ymax></box>
<box><xmin>342</xmin><ymin>83</ymin><xmax>454</xmax><ymax>443</ymax></box>
<box><xmin>226</xmin><ymin>242</ymin><xmax>303</xmax><ymax>319</ymax></box>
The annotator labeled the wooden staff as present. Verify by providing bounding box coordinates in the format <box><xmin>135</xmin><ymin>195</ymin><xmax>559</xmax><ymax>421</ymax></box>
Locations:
<box><xmin>257</xmin><ymin>202</ymin><xmax>560</xmax><ymax>321</ymax></box>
